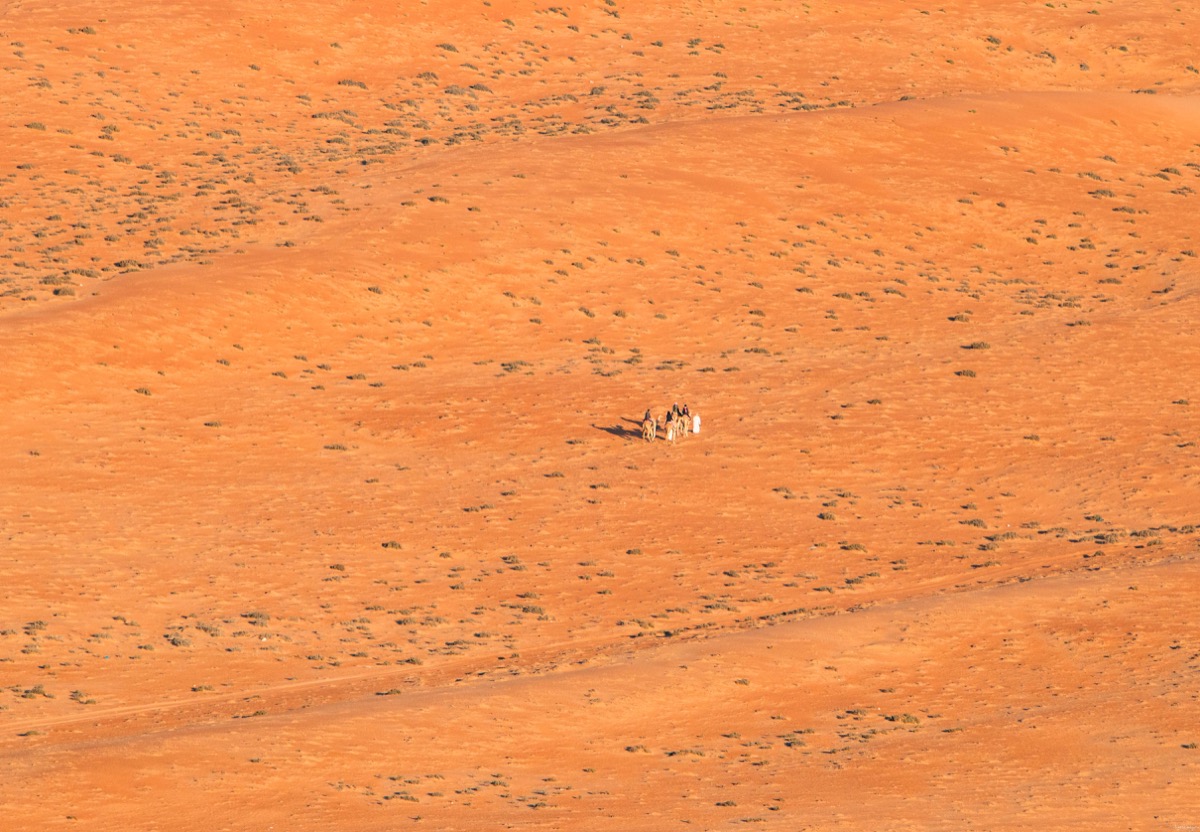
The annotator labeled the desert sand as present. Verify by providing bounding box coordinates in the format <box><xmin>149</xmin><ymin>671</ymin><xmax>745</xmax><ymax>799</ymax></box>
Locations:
<box><xmin>2</xmin><ymin>1</ymin><xmax>1199</xmax><ymax>829</ymax></box>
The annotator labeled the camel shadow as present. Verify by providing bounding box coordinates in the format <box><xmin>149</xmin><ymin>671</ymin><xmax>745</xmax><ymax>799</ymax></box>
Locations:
<box><xmin>593</xmin><ymin>418</ymin><xmax>644</xmax><ymax>440</ymax></box>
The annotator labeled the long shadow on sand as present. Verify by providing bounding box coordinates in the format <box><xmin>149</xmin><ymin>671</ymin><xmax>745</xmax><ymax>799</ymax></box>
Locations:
<box><xmin>593</xmin><ymin>419</ymin><xmax>644</xmax><ymax>440</ymax></box>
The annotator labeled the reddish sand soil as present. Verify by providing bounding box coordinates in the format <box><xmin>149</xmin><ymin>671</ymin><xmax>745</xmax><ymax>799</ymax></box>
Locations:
<box><xmin>2</xmin><ymin>1</ymin><xmax>1200</xmax><ymax>829</ymax></box>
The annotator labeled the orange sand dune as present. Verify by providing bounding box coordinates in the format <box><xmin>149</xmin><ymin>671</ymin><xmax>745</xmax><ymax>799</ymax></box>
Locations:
<box><xmin>2</xmin><ymin>1</ymin><xmax>1199</xmax><ymax>829</ymax></box>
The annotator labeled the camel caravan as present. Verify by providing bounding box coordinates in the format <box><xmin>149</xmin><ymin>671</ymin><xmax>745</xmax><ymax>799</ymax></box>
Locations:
<box><xmin>642</xmin><ymin>402</ymin><xmax>700</xmax><ymax>443</ymax></box>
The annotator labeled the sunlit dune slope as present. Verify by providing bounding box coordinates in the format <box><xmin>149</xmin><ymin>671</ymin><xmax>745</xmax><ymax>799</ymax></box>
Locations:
<box><xmin>4</xmin><ymin>0</ymin><xmax>1198</xmax><ymax>307</ymax></box>
<box><xmin>2</xmin><ymin>1</ymin><xmax>1199</xmax><ymax>830</ymax></box>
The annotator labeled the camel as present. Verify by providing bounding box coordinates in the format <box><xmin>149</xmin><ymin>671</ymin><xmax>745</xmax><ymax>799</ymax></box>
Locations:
<box><xmin>640</xmin><ymin>405</ymin><xmax>693</xmax><ymax>443</ymax></box>
<box><xmin>642</xmin><ymin>417</ymin><xmax>657</xmax><ymax>442</ymax></box>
